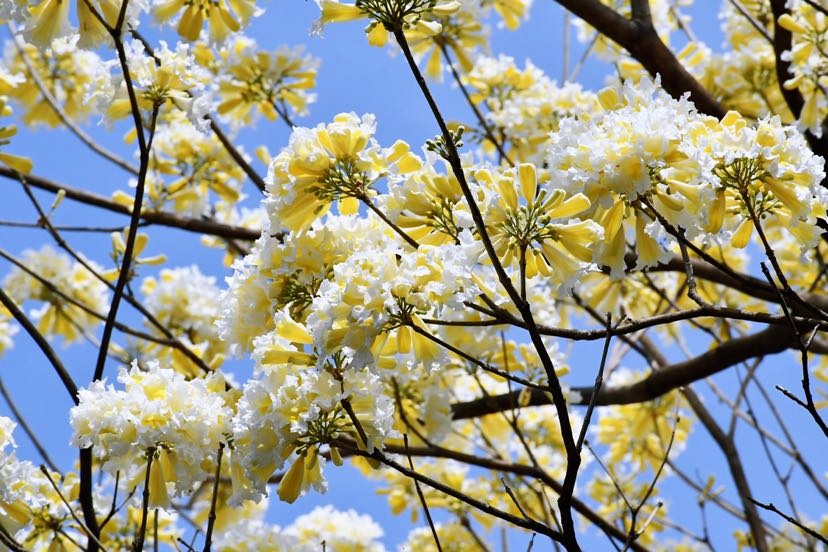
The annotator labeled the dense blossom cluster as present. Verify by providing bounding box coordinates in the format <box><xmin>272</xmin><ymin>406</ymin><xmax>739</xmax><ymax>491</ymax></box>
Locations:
<box><xmin>214</xmin><ymin>504</ymin><xmax>385</xmax><ymax>551</ymax></box>
<box><xmin>138</xmin><ymin>265</ymin><xmax>227</xmax><ymax>373</ymax></box>
<box><xmin>548</xmin><ymin>78</ymin><xmax>826</xmax><ymax>276</ymax></box>
<box><xmin>70</xmin><ymin>361</ymin><xmax>233</xmax><ymax>506</ymax></box>
<box><xmin>3</xmin><ymin>245</ymin><xmax>109</xmax><ymax>343</ymax></box>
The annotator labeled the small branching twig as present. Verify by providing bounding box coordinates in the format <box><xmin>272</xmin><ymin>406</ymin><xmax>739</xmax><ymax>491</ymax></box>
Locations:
<box><xmin>405</xmin><ymin>434</ymin><xmax>443</xmax><ymax>552</ymax></box>
<box><xmin>749</xmin><ymin>499</ymin><xmax>828</xmax><ymax>545</ymax></box>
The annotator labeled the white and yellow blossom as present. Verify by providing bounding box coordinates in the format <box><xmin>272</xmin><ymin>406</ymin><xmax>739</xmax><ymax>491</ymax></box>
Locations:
<box><xmin>70</xmin><ymin>360</ymin><xmax>233</xmax><ymax>507</ymax></box>
<box><xmin>3</xmin><ymin>245</ymin><xmax>109</xmax><ymax>343</ymax></box>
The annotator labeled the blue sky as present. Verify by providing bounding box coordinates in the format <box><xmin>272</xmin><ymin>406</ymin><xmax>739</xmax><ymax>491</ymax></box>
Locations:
<box><xmin>1</xmin><ymin>2</ymin><xmax>826</xmax><ymax>550</ymax></box>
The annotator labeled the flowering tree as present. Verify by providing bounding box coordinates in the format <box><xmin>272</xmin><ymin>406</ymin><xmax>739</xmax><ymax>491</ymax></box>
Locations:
<box><xmin>0</xmin><ymin>0</ymin><xmax>826</xmax><ymax>550</ymax></box>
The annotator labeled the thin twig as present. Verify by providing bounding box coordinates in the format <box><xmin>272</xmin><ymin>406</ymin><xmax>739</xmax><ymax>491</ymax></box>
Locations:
<box><xmin>132</xmin><ymin>449</ymin><xmax>155</xmax><ymax>552</ymax></box>
<box><xmin>404</xmin><ymin>434</ymin><xmax>443</xmax><ymax>552</ymax></box>
<box><xmin>439</xmin><ymin>42</ymin><xmax>514</xmax><ymax>167</ymax></box>
<box><xmin>7</xmin><ymin>26</ymin><xmax>138</xmax><ymax>175</ymax></box>
<box><xmin>202</xmin><ymin>443</ymin><xmax>225</xmax><ymax>552</ymax></box>
<box><xmin>0</xmin><ymin>287</ymin><xmax>78</xmax><ymax>403</ymax></box>
<box><xmin>0</xmin><ymin>376</ymin><xmax>59</xmax><ymax>472</ymax></box>
<box><xmin>40</xmin><ymin>466</ymin><xmax>109</xmax><ymax>552</ymax></box>
<box><xmin>749</xmin><ymin>499</ymin><xmax>828</xmax><ymax>545</ymax></box>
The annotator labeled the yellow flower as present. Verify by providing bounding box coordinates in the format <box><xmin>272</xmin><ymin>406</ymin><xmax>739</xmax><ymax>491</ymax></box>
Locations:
<box><xmin>0</xmin><ymin>41</ymin><xmax>97</xmax><ymax>128</ymax></box>
<box><xmin>154</xmin><ymin>0</ymin><xmax>258</xmax><ymax>42</ymax></box>
<box><xmin>278</xmin><ymin>452</ymin><xmax>306</xmax><ymax>503</ymax></box>
<box><xmin>318</xmin><ymin>1</ymin><xmax>365</xmax><ymax>24</ymax></box>
<box><xmin>596</xmin><ymin>386</ymin><xmax>691</xmax><ymax>471</ymax></box>
<box><xmin>217</xmin><ymin>44</ymin><xmax>318</xmax><ymax>125</ymax></box>
<box><xmin>103</xmin><ymin>230</ymin><xmax>166</xmax><ymax>282</ymax></box>
<box><xmin>26</xmin><ymin>0</ymin><xmax>71</xmax><ymax>46</ymax></box>
<box><xmin>0</xmin><ymin>121</ymin><xmax>31</xmax><ymax>174</ymax></box>
<box><xmin>478</xmin><ymin>164</ymin><xmax>599</xmax><ymax>287</ymax></box>
<box><xmin>267</xmin><ymin>113</ymin><xmax>420</xmax><ymax>232</ymax></box>
<box><xmin>485</xmin><ymin>0</ymin><xmax>531</xmax><ymax>30</ymax></box>
<box><xmin>3</xmin><ymin>245</ymin><xmax>109</xmax><ymax>343</ymax></box>
<box><xmin>406</xmin><ymin>6</ymin><xmax>487</xmax><ymax>80</ymax></box>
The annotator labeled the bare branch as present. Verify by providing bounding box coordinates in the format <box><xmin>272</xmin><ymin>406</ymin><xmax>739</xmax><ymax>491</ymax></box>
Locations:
<box><xmin>0</xmin><ymin>168</ymin><xmax>260</xmax><ymax>241</ymax></box>
<box><xmin>451</xmin><ymin>325</ymin><xmax>797</xmax><ymax>418</ymax></box>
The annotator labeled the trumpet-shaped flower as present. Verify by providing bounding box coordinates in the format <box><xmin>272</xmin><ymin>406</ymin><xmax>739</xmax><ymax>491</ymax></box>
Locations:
<box><xmin>266</xmin><ymin>112</ymin><xmax>420</xmax><ymax>232</ymax></box>
<box><xmin>0</xmin><ymin>96</ymin><xmax>31</xmax><ymax>174</ymax></box>
<box><xmin>478</xmin><ymin>163</ymin><xmax>600</xmax><ymax>291</ymax></box>
<box><xmin>152</xmin><ymin>0</ymin><xmax>259</xmax><ymax>42</ymax></box>
<box><xmin>216</xmin><ymin>42</ymin><xmax>319</xmax><ymax>127</ymax></box>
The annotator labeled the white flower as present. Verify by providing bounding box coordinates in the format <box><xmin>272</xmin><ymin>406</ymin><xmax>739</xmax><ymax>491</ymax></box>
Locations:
<box><xmin>69</xmin><ymin>360</ymin><xmax>233</xmax><ymax>503</ymax></box>
<box><xmin>285</xmin><ymin>505</ymin><xmax>386</xmax><ymax>552</ymax></box>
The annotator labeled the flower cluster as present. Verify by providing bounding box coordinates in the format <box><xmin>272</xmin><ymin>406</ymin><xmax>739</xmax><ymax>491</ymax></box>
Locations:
<box><xmin>546</xmin><ymin>77</ymin><xmax>826</xmax><ymax>276</ymax></box>
<box><xmin>0</xmin><ymin>417</ymin><xmax>81</xmax><ymax>550</ymax></box>
<box><xmin>214</xmin><ymin>39</ymin><xmax>319</xmax><ymax>127</ymax></box>
<box><xmin>69</xmin><ymin>360</ymin><xmax>233</xmax><ymax>507</ymax></box>
<box><xmin>266</xmin><ymin>112</ymin><xmax>421</xmax><ymax>232</ymax></box>
<box><xmin>0</xmin><ymin>35</ymin><xmax>103</xmax><ymax>127</ymax></box>
<box><xmin>315</xmin><ymin>0</ymin><xmax>533</xmax><ymax>80</ymax></box>
<box><xmin>777</xmin><ymin>3</ymin><xmax>828</xmax><ymax>136</ymax></box>
<box><xmin>4</xmin><ymin>1</ymin><xmax>828</xmax><ymax>549</ymax></box>
<box><xmin>595</xmin><ymin>371</ymin><xmax>691</xmax><ymax>471</ymax></box>
<box><xmin>141</xmin><ymin>120</ymin><xmax>246</xmax><ymax>216</ymax></box>
<box><xmin>91</xmin><ymin>40</ymin><xmax>213</xmax><ymax>132</ymax></box>
<box><xmin>462</xmin><ymin>54</ymin><xmax>598</xmax><ymax>163</ymax></box>
<box><xmin>3</xmin><ymin>245</ymin><xmax>109</xmax><ymax>343</ymax></box>
<box><xmin>139</xmin><ymin>265</ymin><xmax>227</xmax><ymax>373</ymax></box>
<box><xmin>400</xmin><ymin>522</ymin><xmax>489</xmax><ymax>551</ymax></box>
<box><xmin>214</xmin><ymin>505</ymin><xmax>386</xmax><ymax>551</ymax></box>
<box><xmin>230</xmin><ymin>340</ymin><xmax>396</xmax><ymax>504</ymax></box>
<box><xmin>152</xmin><ymin>0</ymin><xmax>259</xmax><ymax>42</ymax></box>
<box><xmin>479</xmin><ymin>163</ymin><xmax>600</xmax><ymax>291</ymax></box>
<box><xmin>10</xmin><ymin>0</ymin><xmax>145</xmax><ymax>47</ymax></box>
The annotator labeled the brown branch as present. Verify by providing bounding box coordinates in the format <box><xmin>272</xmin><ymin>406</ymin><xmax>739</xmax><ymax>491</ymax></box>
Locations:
<box><xmin>749</xmin><ymin>499</ymin><xmax>828</xmax><ymax>545</ymax></box>
<box><xmin>768</xmin><ymin>0</ymin><xmax>804</xmax><ymax>118</ymax></box>
<box><xmin>9</xmin><ymin>28</ymin><xmax>138</xmax><ymax>175</ymax></box>
<box><xmin>202</xmin><ymin>443</ymin><xmax>224</xmax><ymax>552</ymax></box>
<box><xmin>396</xmin><ymin>29</ymin><xmax>580</xmax><ymax>538</ymax></box>
<box><xmin>128</xmin><ymin>29</ymin><xmax>267</xmax><ymax>195</ymax></box>
<box><xmin>404</xmin><ymin>435</ymin><xmax>443</xmax><ymax>552</ymax></box>
<box><xmin>207</xmin><ymin>117</ymin><xmax>267</xmax><ymax>194</ymax></box>
<box><xmin>374</xmin><ymin>441</ymin><xmax>650</xmax><ymax>552</ymax></box>
<box><xmin>553</xmin><ymin>0</ymin><xmax>726</xmax><ymax>118</ymax></box>
<box><xmin>40</xmin><ymin>466</ymin><xmax>109</xmax><ymax>552</ymax></box>
<box><xmin>635</xmin><ymin>329</ymin><xmax>771</xmax><ymax>550</ymax></box>
<box><xmin>132</xmin><ymin>449</ymin><xmax>155</xmax><ymax>552</ymax></box>
<box><xmin>451</xmin><ymin>324</ymin><xmax>797</xmax><ymax>418</ymax></box>
<box><xmin>684</xmin><ymin>388</ymin><xmax>769</xmax><ymax>551</ymax></box>
<box><xmin>646</xmin><ymin>254</ymin><xmax>828</xmax><ymax>314</ymax></box>
<box><xmin>0</xmin><ymin>287</ymin><xmax>79</xmax><ymax>404</ymax></box>
<box><xmin>91</xmin><ymin>102</ymin><xmax>158</xmax><ymax>383</ymax></box>
<box><xmin>768</xmin><ymin>0</ymin><xmax>828</xmax><ymax>164</ymax></box>
<box><xmin>0</xmin><ymin>168</ymin><xmax>260</xmax><ymax>241</ymax></box>
<box><xmin>11</xmin><ymin>176</ymin><xmax>220</xmax><ymax>378</ymax></box>
<box><xmin>343</xmin><ymin>442</ymin><xmax>564</xmax><ymax>543</ymax></box>
<box><xmin>439</xmin><ymin>42</ymin><xmax>514</xmax><ymax>167</ymax></box>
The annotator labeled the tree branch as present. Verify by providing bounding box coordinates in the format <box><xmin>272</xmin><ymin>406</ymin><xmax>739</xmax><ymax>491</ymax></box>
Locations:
<box><xmin>0</xmin><ymin>168</ymin><xmax>259</xmax><ymax>241</ymax></box>
<box><xmin>451</xmin><ymin>325</ymin><xmax>797</xmax><ymax>418</ymax></box>
<box><xmin>553</xmin><ymin>0</ymin><xmax>727</xmax><ymax>118</ymax></box>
